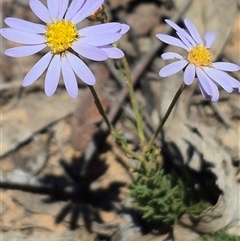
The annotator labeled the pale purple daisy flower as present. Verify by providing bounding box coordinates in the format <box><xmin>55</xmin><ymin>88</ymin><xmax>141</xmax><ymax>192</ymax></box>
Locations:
<box><xmin>0</xmin><ymin>0</ymin><xmax>130</xmax><ymax>98</ymax></box>
<box><xmin>156</xmin><ymin>18</ymin><xmax>240</xmax><ymax>102</ymax></box>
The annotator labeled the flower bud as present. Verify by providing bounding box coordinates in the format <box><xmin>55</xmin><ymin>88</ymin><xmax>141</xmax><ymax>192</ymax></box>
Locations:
<box><xmin>87</xmin><ymin>5</ymin><xmax>108</xmax><ymax>23</ymax></box>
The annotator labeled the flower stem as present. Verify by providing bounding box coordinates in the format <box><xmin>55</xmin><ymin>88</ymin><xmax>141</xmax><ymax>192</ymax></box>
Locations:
<box><xmin>120</xmin><ymin>143</ymin><xmax>145</xmax><ymax>163</ymax></box>
<box><xmin>88</xmin><ymin>85</ymin><xmax>116</xmax><ymax>136</ymax></box>
<box><xmin>144</xmin><ymin>83</ymin><xmax>186</xmax><ymax>152</ymax></box>
<box><xmin>122</xmin><ymin>56</ymin><xmax>145</xmax><ymax>144</ymax></box>
<box><xmin>88</xmin><ymin>85</ymin><xmax>144</xmax><ymax>164</ymax></box>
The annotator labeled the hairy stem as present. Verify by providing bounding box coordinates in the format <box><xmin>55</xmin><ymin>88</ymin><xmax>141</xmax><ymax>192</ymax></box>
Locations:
<box><xmin>144</xmin><ymin>83</ymin><xmax>186</xmax><ymax>152</ymax></box>
<box><xmin>88</xmin><ymin>85</ymin><xmax>145</xmax><ymax>166</ymax></box>
<box><xmin>122</xmin><ymin>56</ymin><xmax>145</xmax><ymax>144</ymax></box>
<box><xmin>88</xmin><ymin>85</ymin><xmax>116</xmax><ymax>136</ymax></box>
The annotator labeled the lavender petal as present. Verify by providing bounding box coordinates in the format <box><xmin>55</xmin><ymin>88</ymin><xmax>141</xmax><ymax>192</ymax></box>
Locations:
<box><xmin>71</xmin><ymin>0</ymin><xmax>104</xmax><ymax>24</ymax></box>
<box><xmin>66</xmin><ymin>52</ymin><xmax>96</xmax><ymax>85</ymax></box>
<box><xmin>184</xmin><ymin>19</ymin><xmax>203</xmax><ymax>45</ymax></box>
<box><xmin>224</xmin><ymin>74</ymin><xmax>240</xmax><ymax>91</ymax></box>
<box><xmin>156</xmin><ymin>34</ymin><xmax>189</xmax><ymax>51</ymax></box>
<box><xmin>161</xmin><ymin>52</ymin><xmax>183</xmax><ymax>60</ymax></box>
<box><xmin>184</xmin><ymin>64</ymin><xmax>195</xmax><ymax>85</ymax></box>
<box><xmin>4</xmin><ymin>18</ymin><xmax>45</xmax><ymax>33</ymax></box>
<box><xmin>204</xmin><ymin>67</ymin><xmax>233</xmax><ymax>93</ymax></box>
<box><xmin>196</xmin><ymin>67</ymin><xmax>212</xmax><ymax>95</ymax></box>
<box><xmin>5</xmin><ymin>44</ymin><xmax>46</xmax><ymax>57</ymax></box>
<box><xmin>61</xmin><ymin>56</ymin><xmax>78</xmax><ymax>98</ymax></box>
<box><xmin>80</xmin><ymin>23</ymin><xmax>121</xmax><ymax>36</ymax></box>
<box><xmin>45</xmin><ymin>54</ymin><xmax>61</xmax><ymax>97</ymax></box>
<box><xmin>79</xmin><ymin>33</ymin><xmax>121</xmax><ymax>46</ymax></box>
<box><xmin>159</xmin><ymin>60</ymin><xmax>188</xmax><ymax>77</ymax></box>
<box><xmin>59</xmin><ymin>0</ymin><xmax>69</xmax><ymax>19</ymax></box>
<box><xmin>208</xmin><ymin>68</ymin><xmax>240</xmax><ymax>91</ymax></box>
<box><xmin>212</xmin><ymin>62</ymin><xmax>240</xmax><ymax>72</ymax></box>
<box><xmin>165</xmin><ymin>19</ymin><xmax>196</xmax><ymax>46</ymax></box>
<box><xmin>198</xmin><ymin>82</ymin><xmax>211</xmax><ymax>100</ymax></box>
<box><xmin>1</xmin><ymin>28</ymin><xmax>45</xmax><ymax>44</ymax></box>
<box><xmin>176</xmin><ymin>31</ymin><xmax>192</xmax><ymax>49</ymax></box>
<box><xmin>198</xmin><ymin>81</ymin><xmax>219</xmax><ymax>102</ymax></box>
<box><xmin>47</xmin><ymin>0</ymin><xmax>59</xmax><ymax>21</ymax></box>
<box><xmin>204</xmin><ymin>31</ymin><xmax>215</xmax><ymax>48</ymax></box>
<box><xmin>65</xmin><ymin>0</ymin><xmax>84</xmax><ymax>20</ymax></box>
<box><xmin>119</xmin><ymin>24</ymin><xmax>130</xmax><ymax>34</ymax></box>
<box><xmin>100</xmin><ymin>46</ymin><xmax>124</xmax><ymax>59</ymax></box>
<box><xmin>29</xmin><ymin>0</ymin><xmax>50</xmax><ymax>23</ymax></box>
<box><xmin>72</xmin><ymin>42</ymin><xmax>108</xmax><ymax>61</ymax></box>
<box><xmin>22</xmin><ymin>52</ymin><xmax>53</xmax><ymax>86</ymax></box>
<box><xmin>200</xmin><ymin>69</ymin><xmax>220</xmax><ymax>101</ymax></box>
<box><xmin>209</xmin><ymin>80</ymin><xmax>220</xmax><ymax>102</ymax></box>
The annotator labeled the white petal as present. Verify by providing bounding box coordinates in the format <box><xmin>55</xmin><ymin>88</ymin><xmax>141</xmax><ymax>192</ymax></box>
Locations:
<box><xmin>22</xmin><ymin>52</ymin><xmax>53</xmax><ymax>86</ymax></box>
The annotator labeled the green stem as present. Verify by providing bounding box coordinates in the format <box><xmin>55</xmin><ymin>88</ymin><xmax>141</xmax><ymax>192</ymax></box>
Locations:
<box><xmin>88</xmin><ymin>85</ymin><xmax>145</xmax><ymax>166</ymax></box>
<box><xmin>144</xmin><ymin>83</ymin><xmax>186</xmax><ymax>152</ymax></box>
<box><xmin>122</xmin><ymin>56</ymin><xmax>145</xmax><ymax>144</ymax></box>
<box><xmin>120</xmin><ymin>143</ymin><xmax>145</xmax><ymax>163</ymax></box>
<box><xmin>88</xmin><ymin>85</ymin><xmax>116</xmax><ymax>136</ymax></box>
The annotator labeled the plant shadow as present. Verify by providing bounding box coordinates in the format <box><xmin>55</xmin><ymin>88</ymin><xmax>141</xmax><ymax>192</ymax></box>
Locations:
<box><xmin>39</xmin><ymin>155</ymin><xmax>126</xmax><ymax>231</ymax></box>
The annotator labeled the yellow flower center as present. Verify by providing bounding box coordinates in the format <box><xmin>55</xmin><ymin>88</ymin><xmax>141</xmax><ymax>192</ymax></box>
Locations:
<box><xmin>45</xmin><ymin>20</ymin><xmax>78</xmax><ymax>54</ymax></box>
<box><xmin>187</xmin><ymin>45</ymin><xmax>213</xmax><ymax>66</ymax></box>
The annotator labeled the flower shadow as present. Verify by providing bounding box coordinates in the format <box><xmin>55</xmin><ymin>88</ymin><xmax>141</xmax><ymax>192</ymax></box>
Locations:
<box><xmin>39</xmin><ymin>156</ymin><xmax>126</xmax><ymax>231</ymax></box>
